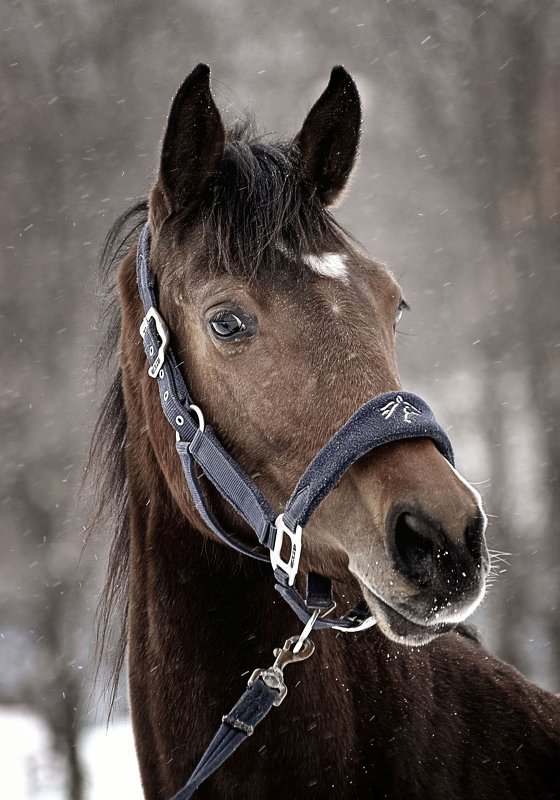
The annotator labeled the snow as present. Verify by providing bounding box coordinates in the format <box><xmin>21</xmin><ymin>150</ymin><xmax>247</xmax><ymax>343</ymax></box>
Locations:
<box><xmin>83</xmin><ymin>718</ymin><xmax>143</xmax><ymax>798</ymax></box>
<box><xmin>0</xmin><ymin>708</ymin><xmax>143</xmax><ymax>799</ymax></box>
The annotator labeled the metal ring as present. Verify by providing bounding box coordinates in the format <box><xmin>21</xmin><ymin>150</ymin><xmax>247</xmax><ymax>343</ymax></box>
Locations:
<box><xmin>175</xmin><ymin>415</ymin><xmax>184</xmax><ymax>426</ymax></box>
<box><xmin>159</xmin><ymin>369</ymin><xmax>164</xmax><ymax>379</ymax></box>
<box><xmin>163</xmin><ymin>391</ymin><xmax>169</xmax><ymax>402</ymax></box>
<box><xmin>188</xmin><ymin>404</ymin><xmax>205</xmax><ymax>433</ymax></box>
<box><xmin>149</xmin><ymin>345</ymin><xmax>154</xmax><ymax>356</ymax></box>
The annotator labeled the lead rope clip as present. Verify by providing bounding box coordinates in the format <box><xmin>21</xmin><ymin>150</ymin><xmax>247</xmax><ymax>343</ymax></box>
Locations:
<box><xmin>247</xmin><ymin>610</ymin><xmax>319</xmax><ymax>705</ymax></box>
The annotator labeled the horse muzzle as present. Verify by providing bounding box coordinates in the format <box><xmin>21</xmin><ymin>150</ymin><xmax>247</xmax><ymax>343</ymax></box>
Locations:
<box><xmin>353</xmin><ymin>506</ymin><xmax>489</xmax><ymax>645</ymax></box>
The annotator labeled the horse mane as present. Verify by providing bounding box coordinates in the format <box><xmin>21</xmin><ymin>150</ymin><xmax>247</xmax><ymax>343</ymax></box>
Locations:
<box><xmin>193</xmin><ymin>120</ymin><xmax>360</xmax><ymax>281</ymax></box>
<box><xmin>89</xmin><ymin>199</ymin><xmax>148</xmax><ymax>713</ymax></box>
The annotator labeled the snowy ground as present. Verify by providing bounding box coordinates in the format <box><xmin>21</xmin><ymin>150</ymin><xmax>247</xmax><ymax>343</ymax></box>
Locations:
<box><xmin>0</xmin><ymin>708</ymin><xmax>143</xmax><ymax>799</ymax></box>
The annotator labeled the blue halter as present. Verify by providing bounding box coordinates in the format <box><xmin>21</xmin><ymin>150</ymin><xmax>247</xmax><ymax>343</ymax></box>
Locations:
<box><xmin>135</xmin><ymin>223</ymin><xmax>455</xmax><ymax>797</ymax></box>
<box><xmin>136</xmin><ymin>222</ymin><xmax>454</xmax><ymax>631</ymax></box>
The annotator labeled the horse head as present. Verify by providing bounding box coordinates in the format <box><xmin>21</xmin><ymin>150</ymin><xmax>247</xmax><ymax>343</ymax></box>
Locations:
<box><xmin>119</xmin><ymin>64</ymin><xmax>489</xmax><ymax>647</ymax></box>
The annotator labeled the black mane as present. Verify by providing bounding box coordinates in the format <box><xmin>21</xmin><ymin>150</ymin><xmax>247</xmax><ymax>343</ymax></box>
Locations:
<box><xmin>89</xmin><ymin>200</ymin><xmax>147</xmax><ymax>711</ymax></box>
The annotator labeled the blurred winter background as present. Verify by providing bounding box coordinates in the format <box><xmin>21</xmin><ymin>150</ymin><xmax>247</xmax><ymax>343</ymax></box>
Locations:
<box><xmin>1</xmin><ymin>0</ymin><xmax>558</xmax><ymax>797</ymax></box>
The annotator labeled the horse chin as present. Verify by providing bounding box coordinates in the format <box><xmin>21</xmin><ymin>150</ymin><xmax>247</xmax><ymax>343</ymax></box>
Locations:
<box><xmin>356</xmin><ymin>578</ymin><xmax>457</xmax><ymax>647</ymax></box>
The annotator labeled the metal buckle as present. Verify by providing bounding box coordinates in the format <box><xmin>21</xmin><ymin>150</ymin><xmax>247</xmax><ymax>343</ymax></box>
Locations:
<box><xmin>140</xmin><ymin>307</ymin><xmax>170</xmax><ymax>378</ymax></box>
<box><xmin>330</xmin><ymin>614</ymin><xmax>377</xmax><ymax>633</ymax></box>
<box><xmin>270</xmin><ymin>514</ymin><xmax>302</xmax><ymax>587</ymax></box>
<box><xmin>175</xmin><ymin>404</ymin><xmax>206</xmax><ymax>443</ymax></box>
<box><xmin>248</xmin><ymin>635</ymin><xmax>314</xmax><ymax>706</ymax></box>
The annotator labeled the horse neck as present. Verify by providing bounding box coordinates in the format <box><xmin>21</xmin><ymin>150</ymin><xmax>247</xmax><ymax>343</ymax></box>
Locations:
<box><xmin>124</xmin><ymin>449</ymin><xmax>295</xmax><ymax>673</ymax></box>
<box><xmin>124</xmin><ymin>452</ymin><xmax>388</xmax><ymax>798</ymax></box>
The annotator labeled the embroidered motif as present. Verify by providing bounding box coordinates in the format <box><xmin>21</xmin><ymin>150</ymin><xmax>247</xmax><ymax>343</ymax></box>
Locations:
<box><xmin>380</xmin><ymin>395</ymin><xmax>421</xmax><ymax>424</ymax></box>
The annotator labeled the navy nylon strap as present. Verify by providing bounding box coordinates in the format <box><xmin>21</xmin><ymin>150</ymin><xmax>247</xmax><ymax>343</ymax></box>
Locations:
<box><xmin>170</xmin><ymin>678</ymin><xmax>279</xmax><ymax>800</ymax></box>
<box><xmin>136</xmin><ymin>224</ymin><xmax>156</xmax><ymax>309</ymax></box>
<box><xmin>137</xmin><ymin>224</ymin><xmax>275</xmax><ymax>560</ymax></box>
<box><xmin>180</xmin><ymin>451</ymin><xmax>269</xmax><ymax>562</ymax></box>
<box><xmin>179</xmin><ymin>427</ymin><xmax>276</xmax><ymax>548</ymax></box>
<box><xmin>305</xmin><ymin>572</ymin><xmax>334</xmax><ymax>610</ymax></box>
<box><xmin>274</xmin><ymin>577</ymin><xmax>372</xmax><ymax>631</ymax></box>
<box><xmin>283</xmin><ymin>391</ymin><xmax>454</xmax><ymax>531</ymax></box>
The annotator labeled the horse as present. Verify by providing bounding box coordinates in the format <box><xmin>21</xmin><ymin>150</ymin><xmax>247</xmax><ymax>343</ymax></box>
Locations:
<box><xmin>92</xmin><ymin>64</ymin><xmax>560</xmax><ymax>799</ymax></box>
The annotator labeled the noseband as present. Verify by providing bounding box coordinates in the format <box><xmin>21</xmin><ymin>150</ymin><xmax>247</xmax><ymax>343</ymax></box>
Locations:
<box><xmin>136</xmin><ymin>224</ymin><xmax>455</xmax><ymax>797</ymax></box>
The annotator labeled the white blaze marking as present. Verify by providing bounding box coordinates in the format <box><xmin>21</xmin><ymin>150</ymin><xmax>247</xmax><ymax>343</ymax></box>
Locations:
<box><xmin>304</xmin><ymin>252</ymin><xmax>349</xmax><ymax>282</ymax></box>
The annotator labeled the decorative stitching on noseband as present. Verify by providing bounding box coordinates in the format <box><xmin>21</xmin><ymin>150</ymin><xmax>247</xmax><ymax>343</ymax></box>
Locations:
<box><xmin>380</xmin><ymin>394</ymin><xmax>422</xmax><ymax>424</ymax></box>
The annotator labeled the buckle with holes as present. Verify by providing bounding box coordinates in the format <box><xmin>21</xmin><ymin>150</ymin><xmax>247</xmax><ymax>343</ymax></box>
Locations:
<box><xmin>175</xmin><ymin>404</ymin><xmax>206</xmax><ymax>443</ymax></box>
<box><xmin>270</xmin><ymin>514</ymin><xmax>302</xmax><ymax>587</ymax></box>
<box><xmin>140</xmin><ymin>307</ymin><xmax>170</xmax><ymax>378</ymax></box>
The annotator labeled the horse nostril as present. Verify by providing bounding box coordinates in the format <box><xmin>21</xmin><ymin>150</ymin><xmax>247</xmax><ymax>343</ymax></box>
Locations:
<box><xmin>392</xmin><ymin>511</ymin><xmax>440</xmax><ymax>587</ymax></box>
<box><xmin>464</xmin><ymin>509</ymin><xmax>486</xmax><ymax>564</ymax></box>
<box><xmin>389</xmin><ymin>506</ymin><xmax>487</xmax><ymax>592</ymax></box>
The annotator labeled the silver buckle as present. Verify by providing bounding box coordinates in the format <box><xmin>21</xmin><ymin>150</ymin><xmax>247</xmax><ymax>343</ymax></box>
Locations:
<box><xmin>270</xmin><ymin>513</ymin><xmax>302</xmax><ymax>587</ymax></box>
<box><xmin>248</xmin><ymin>635</ymin><xmax>314</xmax><ymax>706</ymax></box>
<box><xmin>140</xmin><ymin>307</ymin><xmax>169</xmax><ymax>378</ymax></box>
<box><xmin>175</xmin><ymin>404</ymin><xmax>206</xmax><ymax>443</ymax></box>
<box><xmin>331</xmin><ymin>615</ymin><xmax>377</xmax><ymax>633</ymax></box>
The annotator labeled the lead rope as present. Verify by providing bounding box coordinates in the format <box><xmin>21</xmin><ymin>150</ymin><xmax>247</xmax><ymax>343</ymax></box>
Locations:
<box><xmin>171</xmin><ymin>611</ymin><xmax>320</xmax><ymax>800</ymax></box>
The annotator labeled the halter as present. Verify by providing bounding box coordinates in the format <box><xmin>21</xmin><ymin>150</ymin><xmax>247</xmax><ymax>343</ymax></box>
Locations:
<box><xmin>135</xmin><ymin>223</ymin><xmax>455</xmax><ymax>797</ymax></box>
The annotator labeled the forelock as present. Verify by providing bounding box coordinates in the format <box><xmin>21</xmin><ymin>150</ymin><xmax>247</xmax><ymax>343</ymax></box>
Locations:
<box><xmin>196</xmin><ymin>121</ymin><xmax>358</xmax><ymax>281</ymax></box>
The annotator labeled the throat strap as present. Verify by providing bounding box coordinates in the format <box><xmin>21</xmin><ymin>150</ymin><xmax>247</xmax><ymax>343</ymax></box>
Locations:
<box><xmin>178</xmin><ymin>428</ymin><xmax>277</xmax><ymax>550</ymax></box>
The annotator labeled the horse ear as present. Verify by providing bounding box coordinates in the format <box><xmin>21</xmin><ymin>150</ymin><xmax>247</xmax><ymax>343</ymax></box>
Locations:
<box><xmin>151</xmin><ymin>64</ymin><xmax>225</xmax><ymax>226</ymax></box>
<box><xmin>294</xmin><ymin>66</ymin><xmax>361</xmax><ymax>206</ymax></box>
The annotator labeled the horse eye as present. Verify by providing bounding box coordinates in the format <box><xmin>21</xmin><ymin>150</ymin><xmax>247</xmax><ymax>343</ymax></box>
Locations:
<box><xmin>209</xmin><ymin>311</ymin><xmax>251</xmax><ymax>340</ymax></box>
<box><xmin>395</xmin><ymin>300</ymin><xmax>409</xmax><ymax>327</ymax></box>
